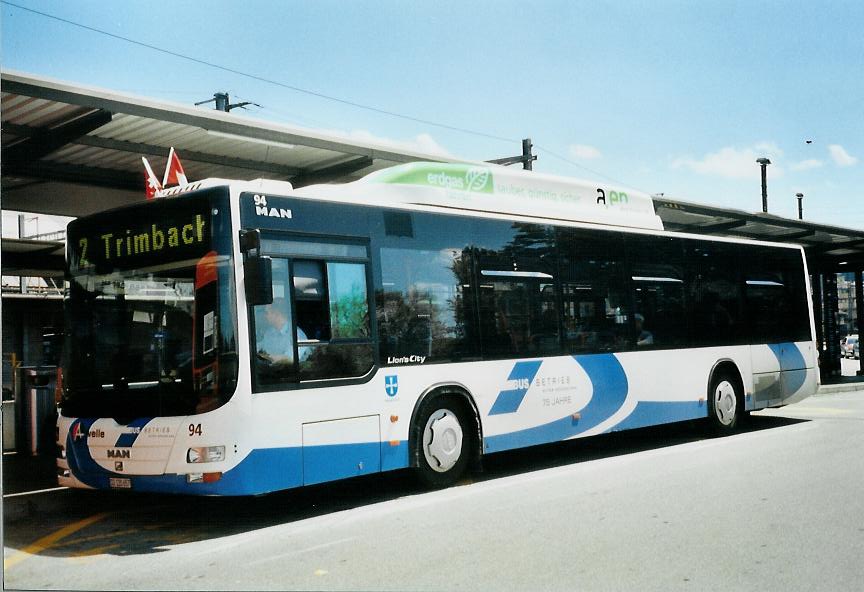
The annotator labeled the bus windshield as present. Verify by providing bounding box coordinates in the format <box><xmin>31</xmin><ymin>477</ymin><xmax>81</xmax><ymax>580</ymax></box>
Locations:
<box><xmin>61</xmin><ymin>190</ymin><xmax>238</xmax><ymax>418</ymax></box>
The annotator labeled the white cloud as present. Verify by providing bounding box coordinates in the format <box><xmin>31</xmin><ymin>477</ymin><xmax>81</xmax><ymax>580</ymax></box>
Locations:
<box><xmin>348</xmin><ymin>130</ymin><xmax>452</xmax><ymax>157</ymax></box>
<box><xmin>569</xmin><ymin>144</ymin><xmax>602</xmax><ymax>160</ymax></box>
<box><xmin>320</xmin><ymin>128</ymin><xmax>452</xmax><ymax>158</ymax></box>
<box><xmin>672</xmin><ymin>143</ymin><xmax>784</xmax><ymax>179</ymax></box>
<box><xmin>828</xmin><ymin>144</ymin><xmax>858</xmax><ymax>167</ymax></box>
<box><xmin>790</xmin><ymin>159</ymin><xmax>823</xmax><ymax>172</ymax></box>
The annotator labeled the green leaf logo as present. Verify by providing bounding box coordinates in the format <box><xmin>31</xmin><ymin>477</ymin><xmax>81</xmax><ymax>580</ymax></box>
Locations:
<box><xmin>465</xmin><ymin>168</ymin><xmax>491</xmax><ymax>192</ymax></box>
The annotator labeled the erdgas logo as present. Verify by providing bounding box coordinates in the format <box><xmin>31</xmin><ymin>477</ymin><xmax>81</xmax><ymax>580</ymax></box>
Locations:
<box><xmin>426</xmin><ymin>167</ymin><xmax>492</xmax><ymax>193</ymax></box>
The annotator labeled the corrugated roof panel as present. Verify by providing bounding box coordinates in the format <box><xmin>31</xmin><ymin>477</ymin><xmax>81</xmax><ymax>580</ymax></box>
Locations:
<box><xmin>98</xmin><ymin>117</ymin><xmax>171</xmax><ymax>145</ymax></box>
<box><xmin>48</xmin><ymin>143</ymin><xmax>90</xmax><ymax>161</ymax></box>
<box><xmin>90</xmin><ymin>149</ymin><xmax>134</xmax><ymax>168</ymax></box>
<box><xmin>1</xmin><ymin>92</ymin><xmax>39</xmax><ymax>114</ymax></box>
<box><xmin>0</xmin><ymin>95</ymin><xmax>48</xmax><ymax>121</ymax></box>
<box><xmin>51</xmin><ymin>144</ymin><xmax>107</xmax><ymax>166</ymax></box>
<box><xmin>18</xmin><ymin>102</ymin><xmax>86</xmax><ymax>128</ymax></box>
<box><xmin>3</xmin><ymin>96</ymin><xmax>87</xmax><ymax>129</ymax></box>
<box><xmin>96</xmin><ymin>113</ymin><xmax>158</xmax><ymax>139</ymax></box>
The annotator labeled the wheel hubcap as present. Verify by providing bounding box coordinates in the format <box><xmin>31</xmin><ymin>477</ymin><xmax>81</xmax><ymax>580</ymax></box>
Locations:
<box><xmin>714</xmin><ymin>380</ymin><xmax>737</xmax><ymax>426</ymax></box>
<box><xmin>423</xmin><ymin>409</ymin><xmax>463</xmax><ymax>473</ymax></box>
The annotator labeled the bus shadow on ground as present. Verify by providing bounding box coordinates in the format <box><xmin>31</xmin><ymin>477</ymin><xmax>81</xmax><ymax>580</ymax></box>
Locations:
<box><xmin>4</xmin><ymin>414</ymin><xmax>807</xmax><ymax>560</ymax></box>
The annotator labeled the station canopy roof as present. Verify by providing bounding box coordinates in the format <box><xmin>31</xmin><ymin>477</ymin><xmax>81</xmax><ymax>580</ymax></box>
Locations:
<box><xmin>2</xmin><ymin>70</ymin><xmax>863</xmax><ymax>279</ymax></box>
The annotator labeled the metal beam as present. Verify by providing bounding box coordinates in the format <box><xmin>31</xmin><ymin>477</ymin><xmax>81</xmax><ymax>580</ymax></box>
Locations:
<box><xmin>678</xmin><ymin>219</ymin><xmax>747</xmax><ymax>233</ymax></box>
<box><xmin>4</xmin><ymin>160</ymin><xmax>142</xmax><ymax>191</ymax></box>
<box><xmin>773</xmin><ymin>229</ymin><xmax>816</xmax><ymax>241</ymax></box>
<box><xmin>2</xmin><ymin>109</ymin><xmax>113</xmax><ymax>166</ymax></box>
<box><xmin>1</xmin><ymin>250</ymin><xmax>65</xmax><ymax>277</ymax></box>
<box><xmin>829</xmin><ymin>237</ymin><xmax>864</xmax><ymax>249</ymax></box>
<box><xmin>1</xmin><ymin>239</ymin><xmax>65</xmax><ymax>277</ymax></box>
<box><xmin>729</xmin><ymin>228</ymin><xmax>821</xmax><ymax>245</ymax></box>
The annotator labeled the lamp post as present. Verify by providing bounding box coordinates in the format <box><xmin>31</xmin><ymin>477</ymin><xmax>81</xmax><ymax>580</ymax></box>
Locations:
<box><xmin>756</xmin><ymin>158</ymin><xmax>771</xmax><ymax>213</ymax></box>
<box><xmin>796</xmin><ymin>192</ymin><xmax>804</xmax><ymax>220</ymax></box>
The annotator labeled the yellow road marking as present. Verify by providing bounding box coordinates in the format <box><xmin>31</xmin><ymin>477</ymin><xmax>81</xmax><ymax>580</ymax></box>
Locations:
<box><xmin>4</xmin><ymin>512</ymin><xmax>109</xmax><ymax>570</ymax></box>
<box><xmin>65</xmin><ymin>543</ymin><xmax>123</xmax><ymax>564</ymax></box>
<box><xmin>52</xmin><ymin>528</ymin><xmax>141</xmax><ymax>548</ymax></box>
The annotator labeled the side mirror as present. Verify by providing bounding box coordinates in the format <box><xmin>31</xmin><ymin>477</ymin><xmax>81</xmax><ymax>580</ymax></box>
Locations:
<box><xmin>244</xmin><ymin>255</ymin><xmax>273</xmax><ymax>306</ymax></box>
<box><xmin>240</xmin><ymin>229</ymin><xmax>272</xmax><ymax>306</ymax></box>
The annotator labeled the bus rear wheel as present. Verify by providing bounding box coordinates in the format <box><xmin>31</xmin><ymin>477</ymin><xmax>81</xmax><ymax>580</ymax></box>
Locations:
<box><xmin>414</xmin><ymin>397</ymin><xmax>471</xmax><ymax>488</ymax></box>
<box><xmin>708</xmin><ymin>371</ymin><xmax>743</xmax><ymax>434</ymax></box>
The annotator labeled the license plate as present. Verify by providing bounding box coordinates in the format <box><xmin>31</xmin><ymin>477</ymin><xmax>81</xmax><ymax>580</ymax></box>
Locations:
<box><xmin>109</xmin><ymin>477</ymin><xmax>131</xmax><ymax>489</ymax></box>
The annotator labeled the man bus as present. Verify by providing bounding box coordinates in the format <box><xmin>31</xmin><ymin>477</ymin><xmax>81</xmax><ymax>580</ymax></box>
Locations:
<box><xmin>57</xmin><ymin>162</ymin><xmax>818</xmax><ymax>494</ymax></box>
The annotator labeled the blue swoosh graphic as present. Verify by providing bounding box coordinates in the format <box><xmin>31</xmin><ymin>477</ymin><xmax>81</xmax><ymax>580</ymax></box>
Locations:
<box><xmin>767</xmin><ymin>342</ymin><xmax>806</xmax><ymax>371</ymax></box>
<box><xmin>485</xmin><ymin>353</ymin><xmax>629</xmax><ymax>453</ymax></box>
<box><xmin>114</xmin><ymin>417</ymin><xmax>153</xmax><ymax>447</ymax></box>
<box><xmin>489</xmin><ymin>360</ymin><xmax>544</xmax><ymax>415</ymax></box>
<box><xmin>767</xmin><ymin>342</ymin><xmax>807</xmax><ymax>395</ymax></box>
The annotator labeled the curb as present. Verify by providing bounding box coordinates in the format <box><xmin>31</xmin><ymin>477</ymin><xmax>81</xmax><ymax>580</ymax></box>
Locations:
<box><xmin>816</xmin><ymin>384</ymin><xmax>864</xmax><ymax>396</ymax></box>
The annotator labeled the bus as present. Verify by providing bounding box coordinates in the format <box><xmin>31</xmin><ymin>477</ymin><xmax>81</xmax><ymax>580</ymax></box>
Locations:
<box><xmin>56</xmin><ymin>161</ymin><xmax>818</xmax><ymax>495</ymax></box>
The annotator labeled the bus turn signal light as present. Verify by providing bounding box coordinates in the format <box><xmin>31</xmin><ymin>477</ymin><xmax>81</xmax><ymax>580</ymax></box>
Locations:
<box><xmin>187</xmin><ymin>472</ymin><xmax>222</xmax><ymax>484</ymax></box>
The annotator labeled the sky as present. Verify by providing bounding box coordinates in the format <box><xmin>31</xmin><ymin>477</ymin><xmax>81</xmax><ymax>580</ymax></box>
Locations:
<box><xmin>2</xmin><ymin>0</ymin><xmax>863</xmax><ymax>233</ymax></box>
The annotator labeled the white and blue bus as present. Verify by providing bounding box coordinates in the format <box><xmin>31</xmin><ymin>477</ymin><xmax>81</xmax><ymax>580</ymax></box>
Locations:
<box><xmin>57</xmin><ymin>162</ymin><xmax>818</xmax><ymax>495</ymax></box>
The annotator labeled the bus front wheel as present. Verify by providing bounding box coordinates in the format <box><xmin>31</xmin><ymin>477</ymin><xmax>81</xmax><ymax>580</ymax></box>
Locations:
<box><xmin>413</xmin><ymin>397</ymin><xmax>470</xmax><ymax>488</ymax></box>
<box><xmin>708</xmin><ymin>371</ymin><xmax>743</xmax><ymax>434</ymax></box>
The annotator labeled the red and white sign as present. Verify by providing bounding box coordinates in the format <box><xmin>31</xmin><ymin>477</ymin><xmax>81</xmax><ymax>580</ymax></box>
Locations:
<box><xmin>162</xmin><ymin>147</ymin><xmax>188</xmax><ymax>188</ymax></box>
<box><xmin>142</xmin><ymin>157</ymin><xmax>163</xmax><ymax>200</ymax></box>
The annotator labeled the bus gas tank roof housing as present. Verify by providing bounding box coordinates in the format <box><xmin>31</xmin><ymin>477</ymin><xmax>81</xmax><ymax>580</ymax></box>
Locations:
<box><xmin>293</xmin><ymin>162</ymin><xmax>663</xmax><ymax>231</ymax></box>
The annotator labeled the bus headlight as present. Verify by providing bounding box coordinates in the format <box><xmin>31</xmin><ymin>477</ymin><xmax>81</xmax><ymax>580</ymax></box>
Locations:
<box><xmin>187</xmin><ymin>445</ymin><xmax>225</xmax><ymax>463</ymax></box>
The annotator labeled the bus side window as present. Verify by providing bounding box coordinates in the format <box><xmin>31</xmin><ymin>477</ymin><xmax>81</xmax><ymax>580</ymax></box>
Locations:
<box><xmin>297</xmin><ymin>260</ymin><xmax>373</xmax><ymax>381</ymax></box>
<box><xmin>293</xmin><ymin>260</ymin><xmax>330</xmax><ymax>342</ymax></box>
<box><xmin>627</xmin><ymin>236</ymin><xmax>687</xmax><ymax>349</ymax></box>
<box><xmin>558</xmin><ymin>228</ymin><xmax>630</xmax><ymax>353</ymax></box>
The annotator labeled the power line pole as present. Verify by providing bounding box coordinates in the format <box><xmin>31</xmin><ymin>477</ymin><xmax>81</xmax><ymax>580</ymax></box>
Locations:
<box><xmin>757</xmin><ymin>158</ymin><xmax>771</xmax><ymax>213</ymax></box>
<box><xmin>487</xmin><ymin>138</ymin><xmax>537</xmax><ymax>170</ymax></box>
<box><xmin>195</xmin><ymin>92</ymin><xmax>260</xmax><ymax>112</ymax></box>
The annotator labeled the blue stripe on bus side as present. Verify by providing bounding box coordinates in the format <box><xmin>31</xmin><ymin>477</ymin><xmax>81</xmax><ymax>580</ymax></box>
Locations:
<box><xmin>609</xmin><ymin>401</ymin><xmax>707</xmax><ymax>432</ymax></box>
<box><xmin>484</xmin><ymin>353</ymin><xmax>628</xmax><ymax>453</ymax></box>
<box><xmin>382</xmin><ymin>440</ymin><xmax>410</xmax><ymax>472</ymax></box>
<box><xmin>302</xmin><ymin>442</ymin><xmax>381</xmax><ymax>486</ymax></box>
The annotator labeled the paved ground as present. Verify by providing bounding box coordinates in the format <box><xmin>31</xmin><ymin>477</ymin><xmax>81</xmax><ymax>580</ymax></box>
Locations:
<box><xmin>4</xmin><ymin>386</ymin><xmax>864</xmax><ymax>591</ymax></box>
